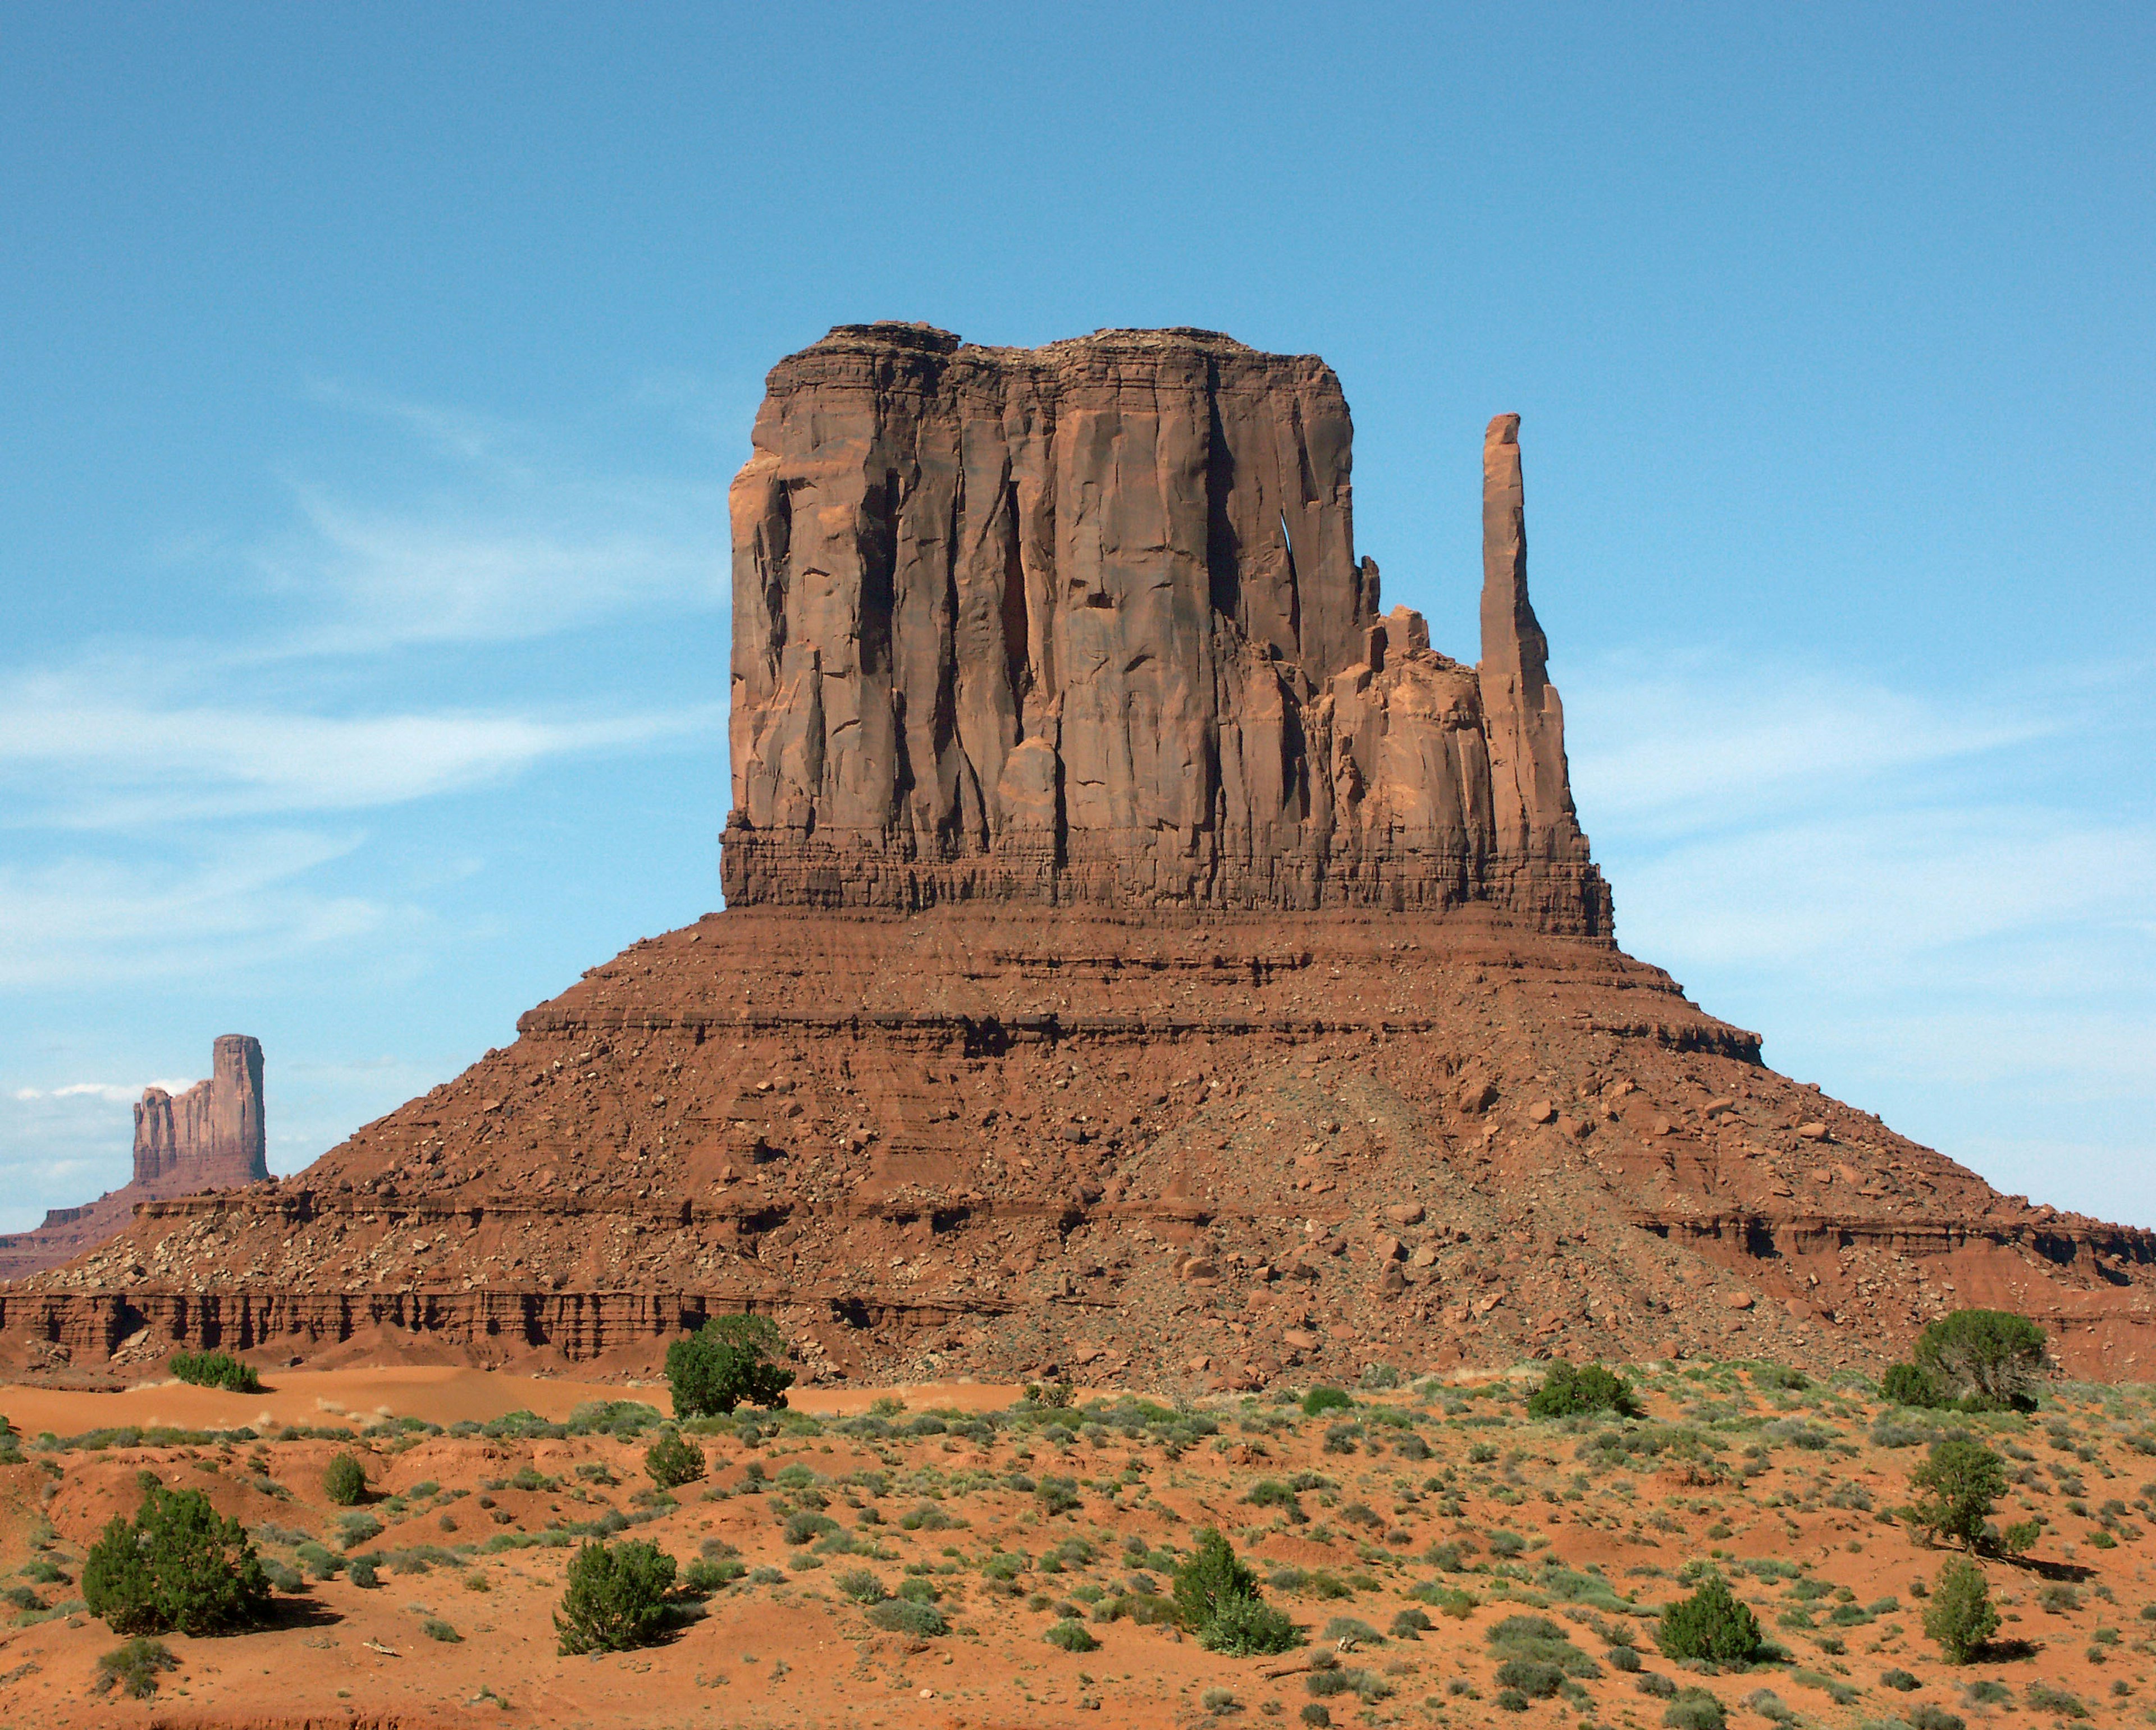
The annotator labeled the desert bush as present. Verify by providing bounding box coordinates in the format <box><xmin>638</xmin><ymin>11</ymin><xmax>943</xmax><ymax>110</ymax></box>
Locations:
<box><xmin>1173</xmin><ymin>1526</ymin><xmax>1259</xmax><ymax>1631</ymax></box>
<box><xmin>93</xmin><ymin>1636</ymin><xmax>179</xmax><ymax>1698</ymax></box>
<box><xmin>664</xmin><ymin>1313</ymin><xmax>794</xmax><ymax>1418</ymax></box>
<box><xmin>1904</xmin><ymin>1438</ymin><xmax>2007</xmax><ymax>1549</ymax></box>
<box><xmin>553</xmin><ymin>1538</ymin><xmax>677</xmax><ymax>1655</ymax></box>
<box><xmin>834</xmin><ymin>1567</ymin><xmax>887</xmax><ymax>1604</ymax></box>
<box><xmin>1924</xmin><ymin>1557</ymin><xmax>1999</xmax><ymax>1663</ymax></box>
<box><xmin>83</xmin><ymin>1484</ymin><xmax>271</xmax><ymax>1635</ymax></box>
<box><xmin>168</xmin><ymin>1349</ymin><xmax>262</xmax><ymax>1394</ymax></box>
<box><xmin>420</xmin><ymin>1615</ymin><xmax>460</xmax><ymax>1643</ymax></box>
<box><xmin>1045</xmin><ymin>1617</ymin><xmax>1098</xmax><ymax>1651</ymax></box>
<box><xmin>2022</xmin><ymin>1681</ymin><xmax>2089</xmax><ymax>1718</ymax></box>
<box><xmin>322</xmin><ymin>1452</ymin><xmax>368</xmax><ymax>1506</ymax></box>
<box><xmin>643</xmin><ymin>1430</ymin><xmax>705</xmax><ymax>1490</ymax></box>
<box><xmin>1914</xmin><ymin>1309</ymin><xmax>2047</xmax><ymax>1409</ymax></box>
<box><xmin>1495</xmin><ymin>1657</ymin><xmax>1565</xmax><ymax>1698</ymax></box>
<box><xmin>346</xmin><ymin>1555</ymin><xmax>380</xmax><ymax>1588</ymax></box>
<box><xmin>1528</xmin><ymin>1361</ymin><xmax>1641</xmax><ymax>1420</ymax></box>
<box><xmin>1655</xmin><ymin>1575</ymin><xmax>1761</xmax><ymax>1665</ymax></box>
<box><xmin>1662</xmin><ymin>1688</ymin><xmax>1727</xmax><ymax>1729</ymax></box>
<box><xmin>1883</xmin><ymin>1361</ymin><xmax>1952</xmax><ymax>1408</ymax></box>
<box><xmin>1390</xmin><ymin>1606</ymin><xmax>1432</xmax><ymax>1637</ymax></box>
<box><xmin>1301</xmin><ymin>1387</ymin><xmax>1353</xmax><ymax>1417</ymax></box>
<box><xmin>868</xmin><ymin>1596</ymin><xmax>947</xmax><ymax>1636</ymax></box>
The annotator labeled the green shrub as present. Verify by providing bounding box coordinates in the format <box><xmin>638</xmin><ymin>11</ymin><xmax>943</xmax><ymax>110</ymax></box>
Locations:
<box><xmin>682</xmin><ymin>1557</ymin><xmax>743</xmax><ymax>1594</ymax></box>
<box><xmin>1045</xmin><ymin>1617</ymin><xmax>1098</xmax><ymax>1651</ymax></box>
<box><xmin>1301</xmin><ymin>1388</ymin><xmax>1354</xmax><ymax>1417</ymax></box>
<box><xmin>1300</xmin><ymin>1706</ymin><xmax>1331</xmax><ymax>1727</ymax></box>
<box><xmin>1655</xmin><ymin>1575</ymin><xmax>1761</xmax><ymax>1665</ymax></box>
<box><xmin>420</xmin><ymin>1616</ymin><xmax>461</xmax><ymax>1643</ymax></box>
<box><xmin>1202</xmin><ymin>1594</ymin><xmax>1301</xmax><ymax>1655</ymax></box>
<box><xmin>835</xmin><ymin>1567</ymin><xmax>887</xmax><ymax>1604</ymax></box>
<box><xmin>664</xmin><ymin>1314</ymin><xmax>794</xmax><ymax>1418</ymax></box>
<box><xmin>335</xmin><ymin>1512</ymin><xmax>382</xmax><ymax>1550</ymax></box>
<box><xmin>347</xmin><ymin>1555</ymin><xmax>380</xmax><ymax>1589</ymax></box>
<box><xmin>867</xmin><ymin>1596</ymin><xmax>947</xmax><ymax>1636</ymax></box>
<box><xmin>93</xmin><ymin>1636</ymin><xmax>179</xmax><ymax>1698</ymax></box>
<box><xmin>322</xmin><ymin>1452</ymin><xmax>368</xmax><ymax>1506</ymax></box>
<box><xmin>2023</xmin><ymin>1681</ymin><xmax>2089</xmax><ymax>1718</ymax></box>
<box><xmin>1390</xmin><ymin>1607</ymin><xmax>1432</xmax><ymax>1637</ymax></box>
<box><xmin>1882</xmin><ymin>1361</ymin><xmax>1951</xmax><ymax>1408</ymax></box>
<box><xmin>643</xmin><ymin>1430</ymin><xmax>705</xmax><ymax>1490</ymax></box>
<box><xmin>1923</xmin><ymin>1556</ymin><xmax>1998</xmax><ymax>1663</ymax></box>
<box><xmin>83</xmin><ymin>1484</ymin><xmax>271</xmax><ymax>1635</ymax></box>
<box><xmin>1662</xmin><ymin>1688</ymin><xmax>1727</xmax><ymax>1729</ymax></box>
<box><xmin>1495</xmin><ymin>1657</ymin><xmax>1565</xmax><ymax>1697</ymax></box>
<box><xmin>1528</xmin><ymin>1361</ymin><xmax>1641</xmax><ymax>1420</ymax></box>
<box><xmin>168</xmin><ymin>1350</ymin><xmax>262</xmax><ymax>1394</ymax></box>
<box><xmin>1173</xmin><ymin>1526</ymin><xmax>1260</xmax><ymax>1631</ymax></box>
<box><xmin>1905</xmin><ymin>1438</ymin><xmax>2007</xmax><ymax>1549</ymax></box>
<box><xmin>552</xmin><ymin>1539</ymin><xmax>677</xmax><ymax>1655</ymax></box>
<box><xmin>1914</xmin><ymin>1310</ymin><xmax>2047</xmax><ymax>1410</ymax></box>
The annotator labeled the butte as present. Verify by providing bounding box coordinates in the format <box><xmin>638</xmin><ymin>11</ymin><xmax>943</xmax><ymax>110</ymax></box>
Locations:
<box><xmin>3</xmin><ymin>323</ymin><xmax>2149</xmax><ymax>1388</ymax></box>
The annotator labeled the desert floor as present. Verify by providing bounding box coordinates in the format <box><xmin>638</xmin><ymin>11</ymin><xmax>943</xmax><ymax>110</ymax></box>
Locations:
<box><xmin>1</xmin><ymin>1359</ymin><xmax>2150</xmax><ymax>1729</ymax></box>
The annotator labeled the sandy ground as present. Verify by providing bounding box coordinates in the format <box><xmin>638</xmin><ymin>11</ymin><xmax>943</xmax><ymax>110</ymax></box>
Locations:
<box><xmin>0</xmin><ymin>1369</ymin><xmax>1039</xmax><ymax>1441</ymax></box>
<box><xmin>0</xmin><ymin>1362</ymin><xmax>2149</xmax><ymax>1729</ymax></box>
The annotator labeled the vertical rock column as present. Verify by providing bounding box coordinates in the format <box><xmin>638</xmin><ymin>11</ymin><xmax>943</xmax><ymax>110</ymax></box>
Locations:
<box><xmin>1478</xmin><ymin>414</ymin><xmax>1586</xmax><ymax>859</ymax></box>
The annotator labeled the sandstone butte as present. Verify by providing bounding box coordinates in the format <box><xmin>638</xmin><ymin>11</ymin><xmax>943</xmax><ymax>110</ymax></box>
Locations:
<box><xmin>2</xmin><ymin>322</ymin><xmax>2149</xmax><ymax>1391</ymax></box>
<box><xmin>0</xmin><ymin>1035</ymin><xmax>266</xmax><ymax>1284</ymax></box>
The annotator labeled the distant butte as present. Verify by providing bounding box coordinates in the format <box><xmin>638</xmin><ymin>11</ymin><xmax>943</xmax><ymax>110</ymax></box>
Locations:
<box><xmin>0</xmin><ymin>1035</ymin><xmax>266</xmax><ymax>1283</ymax></box>
<box><xmin>2</xmin><ymin>326</ymin><xmax>2147</xmax><ymax>1388</ymax></box>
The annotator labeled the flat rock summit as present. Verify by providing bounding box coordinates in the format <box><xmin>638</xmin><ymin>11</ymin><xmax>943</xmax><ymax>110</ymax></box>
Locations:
<box><xmin>4</xmin><ymin>324</ymin><xmax>2148</xmax><ymax>1388</ymax></box>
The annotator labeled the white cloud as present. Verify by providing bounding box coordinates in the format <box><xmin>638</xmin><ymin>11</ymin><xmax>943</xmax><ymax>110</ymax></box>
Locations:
<box><xmin>0</xmin><ymin>671</ymin><xmax>725</xmax><ymax>827</ymax></box>
<box><xmin>0</xmin><ymin>831</ymin><xmax>385</xmax><ymax>990</ymax></box>
<box><xmin>12</xmin><ymin>1078</ymin><xmax>197</xmax><ymax>1104</ymax></box>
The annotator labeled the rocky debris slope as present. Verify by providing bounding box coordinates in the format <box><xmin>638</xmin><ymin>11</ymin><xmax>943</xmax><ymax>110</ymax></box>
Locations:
<box><xmin>7</xmin><ymin>912</ymin><xmax>2150</xmax><ymax>1385</ymax></box>
<box><xmin>0</xmin><ymin>1034</ymin><xmax>267</xmax><ymax>1282</ymax></box>
<box><xmin>725</xmin><ymin>324</ymin><xmax>1608</xmax><ymax>930</ymax></box>
<box><xmin>3</xmin><ymin>330</ymin><xmax>2146</xmax><ymax>1387</ymax></box>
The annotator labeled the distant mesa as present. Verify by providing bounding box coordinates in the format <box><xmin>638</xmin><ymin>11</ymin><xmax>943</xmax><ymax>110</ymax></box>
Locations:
<box><xmin>0</xmin><ymin>1035</ymin><xmax>266</xmax><ymax>1281</ymax></box>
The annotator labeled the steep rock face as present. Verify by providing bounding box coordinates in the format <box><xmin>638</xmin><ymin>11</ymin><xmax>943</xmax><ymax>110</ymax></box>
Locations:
<box><xmin>723</xmin><ymin>324</ymin><xmax>1609</xmax><ymax>931</ymax></box>
<box><xmin>0</xmin><ymin>1036</ymin><xmax>266</xmax><ymax>1281</ymax></box>
<box><xmin>133</xmin><ymin>1035</ymin><xmax>267</xmax><ymax>1189</ymax></box>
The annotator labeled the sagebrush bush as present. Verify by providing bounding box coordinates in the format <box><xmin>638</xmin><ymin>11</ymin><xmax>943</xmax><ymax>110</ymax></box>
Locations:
<box><xmin>1202</xmin><ymin>1594</ymin><xmax>1302</xmax><ymax>1656</ymax></box>
<box><xmin>93</xmin><ymin>1636</ymin><xmax>180</xmax><ymax>1698</ymax></box>
<box><xmin>553</xmin><ymin>1539</ymin><xmax>676</xmax><ymax>1655</ymax></box>
<box><xmin>83</xmin><ymin>1484</ymin><xmax>270</xmax><ymax>1636</ymax></box>
<box><xmin>1301</xmin><ymin>1387</ymin><xmax>1353</xmax><ymax>1417</ymax></box>
<box><xmin>867</xmin><ymin>1596</ymin><xmax>947</xmax><ymax>1637</ymax></box>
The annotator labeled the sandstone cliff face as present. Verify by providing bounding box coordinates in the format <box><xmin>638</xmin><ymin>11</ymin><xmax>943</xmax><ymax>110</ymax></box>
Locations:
<box><xmin>0</xmin><ymin>1035</ymin><xmax>266</xmax><ymax>1282</ymax></box>
<box><xmin>133</xmin><ymin>1034</ymin><xmax>267</xmax><ymax>1189</ymax></box>
<box><xmin>724</xmin><ymin>324</ymin><xmax>1609</xmax><ymax>931</ymax></box>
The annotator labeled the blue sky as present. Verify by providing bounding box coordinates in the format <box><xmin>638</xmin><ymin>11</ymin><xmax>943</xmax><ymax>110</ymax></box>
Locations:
<box><xmin>2</xmin><ymin>3</ymin><xmax>2150</xmax><ymax>1229</ymax></box>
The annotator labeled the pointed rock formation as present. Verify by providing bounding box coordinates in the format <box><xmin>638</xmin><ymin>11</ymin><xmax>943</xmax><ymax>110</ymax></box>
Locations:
<box><xmin>0</xmin><ymin>1036</ymin><xmax>266</xmax><ymax>1281</ymax></box>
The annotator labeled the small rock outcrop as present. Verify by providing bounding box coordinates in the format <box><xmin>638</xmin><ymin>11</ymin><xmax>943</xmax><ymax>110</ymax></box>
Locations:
<box><xmin>723</xmin><ymin>324</ymin><xmax>1610</xmax><ymax>931</ymax></box>
<box><xmin>0</xmin><ymin>1035</ymin><xmax>266</xmax><ymax>1280</ymax></box>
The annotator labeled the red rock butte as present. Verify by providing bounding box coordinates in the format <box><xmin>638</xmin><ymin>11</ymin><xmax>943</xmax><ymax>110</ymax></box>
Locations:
<box><xmin>0</xmin><ymin>1035</ymin><xmax>265</xmax><ymax>1282</ymax></box>
<box><xmin>4</xmin><ymin>325</ymin><xmax>2150</xmax><ymax>1388</ymax></box>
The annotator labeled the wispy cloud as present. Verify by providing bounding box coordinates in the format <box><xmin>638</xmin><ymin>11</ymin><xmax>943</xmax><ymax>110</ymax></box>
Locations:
<box><xmin>13</xmin><ymin>1078</ymin><xmax>197</xmax><ymax>1104</ymax></box>
<box><xmin>0</xmin><ymin>669</ymin><xmax>724</xmax><ymax>827</ymax></box>
<box><xmin>1565</xmin><ymin>650</ymin><xmax>2156</xmax><ymax>1221</ymax></box>
<box><xmin>0</xmin><ymin>830</ymin><xmax>387</xmax><ymax>990</ymax></box>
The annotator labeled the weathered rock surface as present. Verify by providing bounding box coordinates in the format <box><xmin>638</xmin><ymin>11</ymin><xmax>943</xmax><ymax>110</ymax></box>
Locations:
<box><xmin>0</xmin><ymin>1036</ymin><xmax>266</xmax><ymax>1280</ymax></box>
<box><xmin>724</xmin><ymin>324</ymin><xmax>1609</xmax><ymax>930</ymax></box>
